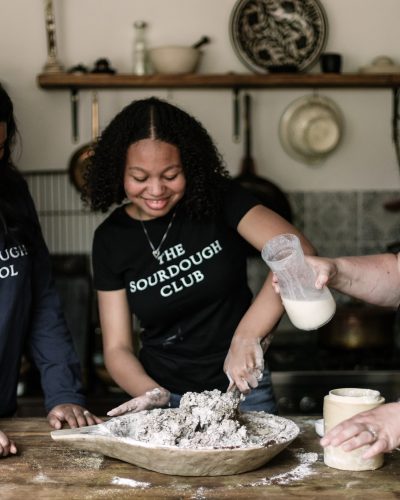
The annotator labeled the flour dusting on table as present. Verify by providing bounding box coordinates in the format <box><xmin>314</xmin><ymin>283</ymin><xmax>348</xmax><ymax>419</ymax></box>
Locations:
<box><xmin>249</xmin><ymin>448</ymin><xmax>319</xmax><ymax>485</ymax></box>
<box><xmin>111</xmin><ymin>476</ymin><xmax>151</xmax><ymax>488</ymax></box>
<box><xmin>99</xmin><ymin>389</ymin><xmax>298</xmax><ymax>449</ymax></box>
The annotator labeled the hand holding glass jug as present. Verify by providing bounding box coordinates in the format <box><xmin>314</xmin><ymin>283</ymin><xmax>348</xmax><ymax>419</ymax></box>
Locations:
<box><xmin>262</xmin><ymin>233</ymin><xmax>336</xmax><ymax>330</ymax></box>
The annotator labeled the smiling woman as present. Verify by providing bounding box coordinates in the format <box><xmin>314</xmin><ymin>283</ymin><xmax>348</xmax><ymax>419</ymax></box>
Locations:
<box><xmin>124</xmin><ymin>139</ymin><xmax>186</xmax><ymax>219</ymax></box>
<box><xmin>83</xmin><ymin>96</ymin><xmax>315</xmax><ymax>418</ymax></box>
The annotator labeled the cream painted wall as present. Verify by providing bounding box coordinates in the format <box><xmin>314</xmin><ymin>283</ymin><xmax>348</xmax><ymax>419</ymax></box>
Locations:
<box><xmin>1</xmin><ymin>0</ymin><xmax>400</xmax><ymax>191</ymax></box>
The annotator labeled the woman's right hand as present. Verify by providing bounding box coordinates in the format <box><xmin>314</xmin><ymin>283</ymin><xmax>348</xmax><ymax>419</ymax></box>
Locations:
<box><xmin>0</xmin><ymin>430</ymin><xmax>17</xmax><ymax>457</ymax></box>
<box><xmin>107</xmin><ymin>387</ymin><xmax>171</xmax><ymax>417</ymax></box>
<box><xmin>224</xmin><ymin>337</ymin><xmax>265</xmax><ymax>394</ymax></box>
<box><xmin>304</xmin><ymin>255</ymin><xmax>338</xmax><ymax>289</ymax></box>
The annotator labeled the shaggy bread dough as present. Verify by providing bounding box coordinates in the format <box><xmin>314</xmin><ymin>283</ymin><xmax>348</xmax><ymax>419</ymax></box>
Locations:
<box><xmin>101</xmin><ymin>389</ymin><xmax>294</xmax><ymax>449</ymax></box>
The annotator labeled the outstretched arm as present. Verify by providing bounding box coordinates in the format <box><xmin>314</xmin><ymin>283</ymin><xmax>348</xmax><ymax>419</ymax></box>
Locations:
<box><xmin>224</xmin><ymin>205</ymin><xmax>316</xmax><ymax>393</ymax></box>
<box><xmin>304</xmin><ymin>253</ymin><xmax>400</xmax><ymax>308</ymax></box>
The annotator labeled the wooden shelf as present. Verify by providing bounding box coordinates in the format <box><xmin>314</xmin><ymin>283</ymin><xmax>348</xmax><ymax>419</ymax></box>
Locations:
<box><xmin>37</xmin><ymin>72</ymin><xmax>400</xmax><ymax>90</ymax></box>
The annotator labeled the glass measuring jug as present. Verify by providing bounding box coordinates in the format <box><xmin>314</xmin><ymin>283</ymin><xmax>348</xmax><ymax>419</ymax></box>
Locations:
<box><xmin>261</xmin><ymin>233</ymin><xmax>336</xmax><ymax>330</ymax></box>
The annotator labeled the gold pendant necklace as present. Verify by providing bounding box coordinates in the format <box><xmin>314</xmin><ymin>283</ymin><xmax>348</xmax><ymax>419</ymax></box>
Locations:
<box><xmin>139</xmin><ymin>209</ymin><xmax>177</xmax><ymax>261</ymax></box>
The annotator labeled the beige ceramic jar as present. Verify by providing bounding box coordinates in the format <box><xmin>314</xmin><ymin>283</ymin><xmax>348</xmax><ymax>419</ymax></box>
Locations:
<box><xmin>323</xmin><ymin>388</ymin><xmax>385</xmax><ymax>471</ymax></box>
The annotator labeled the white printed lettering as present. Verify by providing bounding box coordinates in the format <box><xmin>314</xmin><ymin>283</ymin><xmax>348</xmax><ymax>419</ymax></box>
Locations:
<box><xmin>210</xmin><ymin>240</ymin><xmax>223</xmax><ymax>253</ymax></box>
<box><xmin>179</xmin><ymin>259</ymin><xmax>191</xmax><ymax>271</ymax></box>
<box><xmin>129</xmin><ymin>240</ymin><xmax>221</xmax><ymax>296</ymax></box>
<box><xmin>136</xmin><ymin>279</ymin><xmax>148</xmax><ymax>291</ymax></box>
<box><xmin>0</xmin><ymin>265</ymin><xmax>18</xmax><ymax>279</ymax></box>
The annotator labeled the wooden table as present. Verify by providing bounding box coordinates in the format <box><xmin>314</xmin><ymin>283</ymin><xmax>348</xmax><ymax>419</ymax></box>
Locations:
<box><xmin>0</xmin><ymin>417</ymin><xmax>399</xmax><ymax>499</ymax></box>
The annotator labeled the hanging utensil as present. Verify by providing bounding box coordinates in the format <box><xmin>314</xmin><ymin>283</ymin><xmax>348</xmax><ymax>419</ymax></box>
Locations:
<box><xmin>234</xmin><ymin>93</ymin><xmax>292</xmax><ymax>256</ymax></box>
<box><xmin>235</xmin><ymin>94</ymin><xmax>292</xmax><ymax>210</ymax></box>
<box><xmin>233</xmin><ymin>87</ymin><xmax>240</xmax><ymax>143</ymax></box>
<box><xmin>70</xmin><ymin>88</ymin><xmax>79</xmax><ymax>143</ymax></box>
<box><xmin>68</xmin><ymin>91</ymin><xmax>99</xmax><ymax>193</ymax></box>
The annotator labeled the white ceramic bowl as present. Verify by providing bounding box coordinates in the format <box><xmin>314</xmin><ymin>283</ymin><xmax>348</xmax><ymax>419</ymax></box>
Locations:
<box><xmin>149</xmin><ymin>46</ymin><xmax>201</xmax><ymax>75</ymax></box>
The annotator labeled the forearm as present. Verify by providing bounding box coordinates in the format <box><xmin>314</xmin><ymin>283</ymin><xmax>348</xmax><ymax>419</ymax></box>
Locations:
<box><xmin>104</xmin><ymin>346</ymin><xmax>161</xmax><ymax>397</ymax></box>
<box><xmin>234</xmin><ymin>273</ymin><xmax>284</xmax><ymax>341</ymax></box>
<box><xmin>332</xmin><ymin>254</ymin><xmax>400</xmax><ymax>308</ymax></box>
<box><xmin>98</xmin><ymin>289</ymin><xmax>163</xmax><ymax>397</ymax></box>
<box><xmin>224</xmin><ymin>273</ymin><xmax>283</xmax><ymax>393</ymax></box>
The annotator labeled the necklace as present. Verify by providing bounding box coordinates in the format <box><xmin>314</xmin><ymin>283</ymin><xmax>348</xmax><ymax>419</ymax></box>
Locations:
<box><xmin>139</xmin><ymin>209</ymin><xmax>177</xmax><ymax>261</ymax></box>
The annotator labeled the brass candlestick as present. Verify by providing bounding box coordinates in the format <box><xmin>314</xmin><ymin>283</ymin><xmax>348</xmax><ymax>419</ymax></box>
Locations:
<box><xmin>43</xmin><ymin>0</ymin><xmax>64</xmax><ymax>73</ymax></box>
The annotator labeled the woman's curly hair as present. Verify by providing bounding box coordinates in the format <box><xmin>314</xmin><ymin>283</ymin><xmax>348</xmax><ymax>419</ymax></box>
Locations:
<box><xmin>83</xmin><ymin>96</ymin><xmax>230</xmax><ymax>219</ymax></box>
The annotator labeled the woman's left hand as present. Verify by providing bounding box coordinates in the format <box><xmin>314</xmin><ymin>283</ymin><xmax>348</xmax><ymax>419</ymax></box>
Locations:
<box><xmin>107</xmin><ymin>388</ymin><xmax>171</xmax><ymax>417</ymax></box>
<box><xmin>320</xmin><ymin>402</ymin><xmax>400</xmax><ymax>458</ymax></box>
<box><xmin>224</xmin><ymin>337</ymin><xmax>265</xmax><ymax>394</ymax></box>
<box><xmin>47</xmin><ymin>404</ymin><xmax>103</xmax><ymax>429</ymax></box>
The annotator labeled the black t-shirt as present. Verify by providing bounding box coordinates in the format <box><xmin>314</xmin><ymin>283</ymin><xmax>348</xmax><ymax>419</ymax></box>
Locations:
<box><xmin>93</xmin><ymin>180</ymin><xmax>260</xmax><ymax>394</ymax></box>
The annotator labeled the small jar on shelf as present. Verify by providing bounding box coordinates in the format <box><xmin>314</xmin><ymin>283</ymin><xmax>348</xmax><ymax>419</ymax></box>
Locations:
<box><xmin>132</xmin><ymin>20</ymin><xmax>151</xmax><ymax>75</ymax></box>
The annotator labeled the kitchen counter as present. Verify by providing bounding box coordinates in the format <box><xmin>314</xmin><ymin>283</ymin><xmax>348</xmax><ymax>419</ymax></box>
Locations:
<box><xmin>0</xmin><ymin>417</ymin><xmax>399</xmax><ymax>499</ymax></box>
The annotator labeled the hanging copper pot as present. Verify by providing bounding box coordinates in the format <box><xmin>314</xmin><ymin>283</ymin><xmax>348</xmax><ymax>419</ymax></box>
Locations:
<box><xmin>318</xmin><ymin>303</ymin><xmax>396</xmax><ymax>350</ymax></box>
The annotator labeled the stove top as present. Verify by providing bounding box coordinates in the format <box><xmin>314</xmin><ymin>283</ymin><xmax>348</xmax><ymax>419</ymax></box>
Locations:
<box><xmin>267</xmin><ymin>343</ymin><xmax>400</xmax><ymax>414</ymax></box>
<box><xmin>267</xmin><ymin>345</ymin><xmax>400</xmax><ymax>371</ymax></box>
<box><xmin>271</xmin><ymin>369</ymin><xmax>400</xmax><ymax>414</ymax></box>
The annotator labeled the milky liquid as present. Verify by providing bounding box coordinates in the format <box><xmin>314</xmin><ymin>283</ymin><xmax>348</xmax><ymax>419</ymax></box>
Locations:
<box><xmin>282</xmin><ymin>294</ymin><xmax>336</xmax><ymax>331</ymax></box>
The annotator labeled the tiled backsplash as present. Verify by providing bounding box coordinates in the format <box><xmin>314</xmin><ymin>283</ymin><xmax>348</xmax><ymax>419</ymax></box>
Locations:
<box><xmin>25</xmin><ymin>172</ymin><xmax>399</xmax><ymax>257</ymax></box>
<box><xmin>288</xmin><ymin>191</ymin><xmax>400</xmax><ymax>257</ymax></box>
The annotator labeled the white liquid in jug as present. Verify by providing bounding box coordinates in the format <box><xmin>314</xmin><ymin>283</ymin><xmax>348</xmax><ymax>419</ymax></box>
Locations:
<box><xmin>282</xmin><ymin>294</ymin><xmax>336</xmax><ymax>330</ymax></box>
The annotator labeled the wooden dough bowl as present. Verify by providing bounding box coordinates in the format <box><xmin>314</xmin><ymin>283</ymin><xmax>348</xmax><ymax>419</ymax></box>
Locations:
<box><xmin>51</xmin><ymin>412</ymin><xmax>299</xmax><ymax>476</ymax></box>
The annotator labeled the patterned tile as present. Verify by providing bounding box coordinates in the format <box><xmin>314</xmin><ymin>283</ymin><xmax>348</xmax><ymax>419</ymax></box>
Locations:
<box><xmin>313</xmin><ymin>242</ymin><xmax>358</xmax><ymax>258</ymax></box>
<box><xmin>303</xmin><ymin>192</ymin><xmax>358</xmax><ymax>244</ymax></box>
<box><xmin>287</xmin><ymin>192</ymin><xmax>305</xmax><ymax>232</ymax></box>
<box><xmin>359</xmin><ymin>191</ymin><xmax>400</xmax><ymax>245</ymax></box>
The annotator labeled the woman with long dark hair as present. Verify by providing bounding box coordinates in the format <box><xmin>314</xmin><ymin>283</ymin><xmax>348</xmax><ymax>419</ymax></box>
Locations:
<box><xmin>85</xmin><ymin>96</ymin><xmax>315</xmax><ymax>416</ymax></box>
<box><xmin>0</xmin><ymin>83</ymin><xmax>101</xmax><ymax>457</ymax></box>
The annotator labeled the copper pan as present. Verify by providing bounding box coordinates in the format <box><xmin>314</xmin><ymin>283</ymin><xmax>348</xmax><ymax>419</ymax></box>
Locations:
<box><xmin>318</xmin><ymin>303</ymin><xmax>396</xmax><ymax>350</ymax></box>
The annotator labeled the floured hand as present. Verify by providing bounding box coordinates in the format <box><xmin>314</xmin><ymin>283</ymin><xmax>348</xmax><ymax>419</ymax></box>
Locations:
<box><xmin>224</xmin><ymin>337</ymin><xmax>265</xmax><ymax>395</ymax></box>
<box><xmin>107</xmin><ymin>388</ymin><xmax>171</xmax><ymax>417</ymax></box>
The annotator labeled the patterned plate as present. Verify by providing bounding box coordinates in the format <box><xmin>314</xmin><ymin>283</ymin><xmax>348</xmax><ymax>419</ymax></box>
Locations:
<box><xmin>230</xmin><ymin>0</ymin><xmax>328</xmax><ymax>73</ymax></box>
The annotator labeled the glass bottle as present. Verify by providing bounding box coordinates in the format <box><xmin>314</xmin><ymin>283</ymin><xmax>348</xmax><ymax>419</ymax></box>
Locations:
<box><xmin>262</xmin><ymin>233</ymin><xmax>336</xmax><ymax>330</ymax></box>
<box><xmin>133</xmin><ymin>20</ymin><xmax>149</xmax><ymax>75</ymax></box>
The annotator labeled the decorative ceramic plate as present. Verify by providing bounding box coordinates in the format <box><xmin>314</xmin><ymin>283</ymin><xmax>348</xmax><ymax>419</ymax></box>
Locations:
<box><xmin>230</xmin><ymin>0</ymin><xmax>328</xmax><ymax>73</ymax></box>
